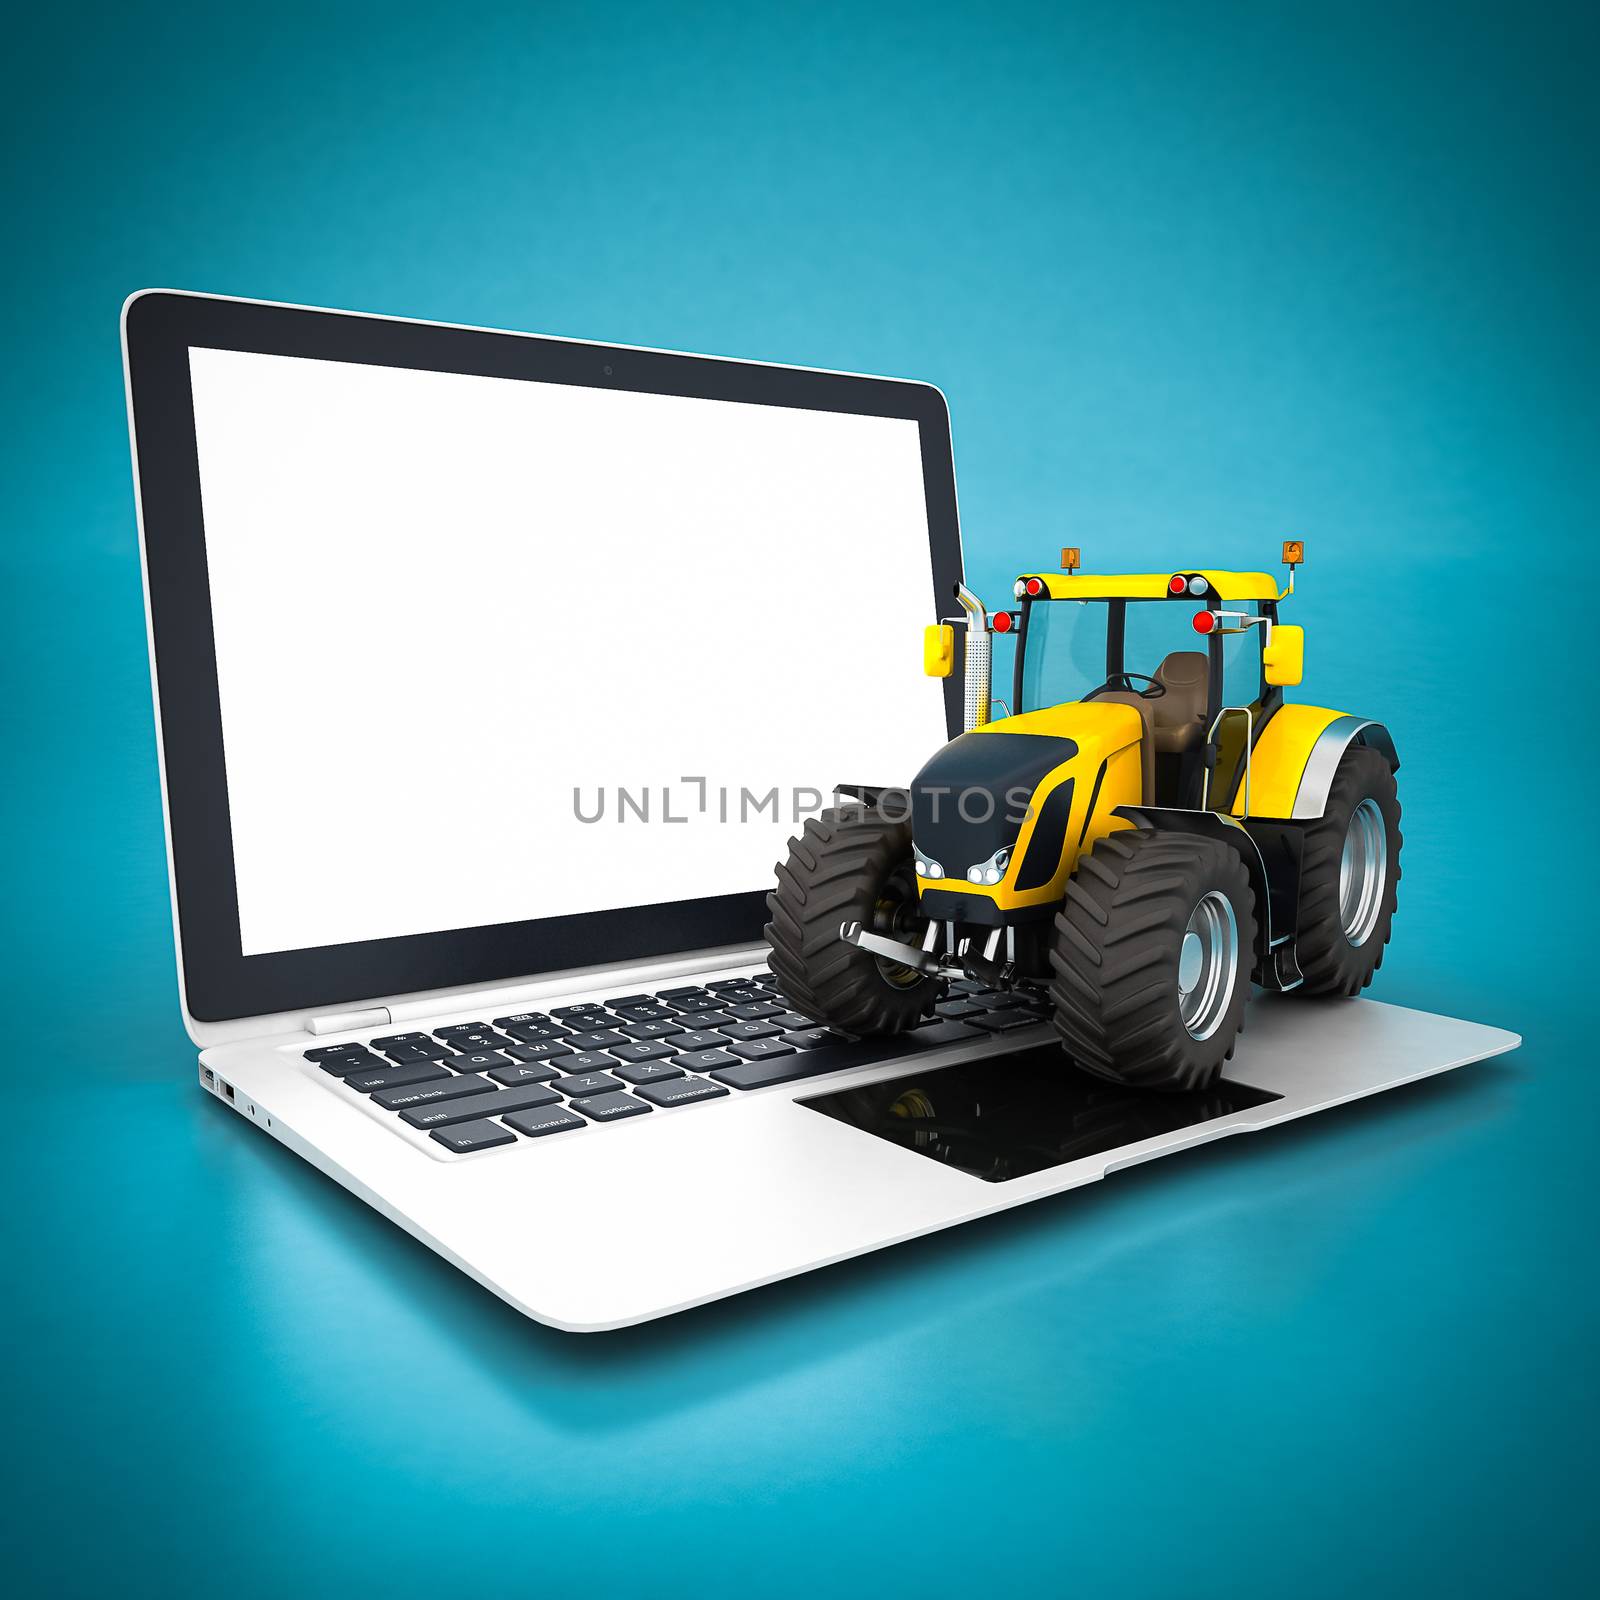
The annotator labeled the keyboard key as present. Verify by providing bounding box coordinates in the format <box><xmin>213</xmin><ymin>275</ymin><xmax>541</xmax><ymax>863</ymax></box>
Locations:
<box><xmin>781</xmin><ymin>1029</ymin><xmax>829</xmax><ymax>1050</ymax></box>
<box><xmin>937</xmin><ymin>998</ymin><xmax>987</xmax><ymax>1019</ymax></box>
<box><xmin>550</xmin><ymin>1072</ymin><xmax>623</xmax><ymax>1098</ymax></box>
<box><xmin>572</xmin><ymin>1091</ymin><xmax>651</xmax><ymax>1122</ymax></box>
<box><xmin>633</xmin><ymin>1078</ymin><xmax>730</xmax><ymax>1108</ymax></box>
<box><xmin>724</xmin><ymin>1000</ymin><xmax>783</xmax><ymax>1021</ymax></box>
<box><xmin>605</xmin><ymin>994</ymin><xmax>655</xmax><ymax>1008</ymax></box>
<box><xmin>610</xmin><ymin>1002</ymin><xmax>678</xmax><ymax>1024</ymax></box>
<box><xmin>376</xmin><ymin>1039</ymin><xmax>454</xmax><ymax>1063</ymax></box>
<box><xmin>493</xmin><ymin>1011</ymin><xmax>556</xmax><ymax>1029</ymax></box>
<box><xmin>620</xmin><ymin>1019</ymin><xmax>679</xmax><ymax>1040</ymax></box>
<box><xmin>401</xmin><ymin>1082</ymin><xmax>560</xmax><ymax>1128</ymax></box>
<box><xmin>305</xmin><ymin>1042</ymin><xmax>372</xmax><ymax>1062</ymax></box>
<box><xmin>710</xmin><ymin>1031</ymin><xmax>932</xmax><ymax>1090</ymax></box>
<box><xmin>505</xmin><ymin>1040</ymin><xmax>575</xmax><ymax>1064</ymax></box>
<box><xmin>310</xmin><ymin>1049</ymin><xmax>387</xmax><ymax>1077</ymax></box>
<box><xmin>489</xmin><ymin>1061</ymin><xmax>564</xmax><ymax>1086</ymax></box>
<box><xmin>665</xmin><ymin>1029</ymin><xmax>726</xmax><ymax>1052</ymax></box>
<box><xmin>447</xmin><ymin>1050</ymin><xmax>515</xmax><ymax>1073</ymax></box>
<box><xmin>718</xmin><ymin>1020</ymin><xmax>782</xmax><ymax>1042</ymax></box>
<box><xmin>344</xmin><ymin>1061</ymin><xmax>450</xmax><ymax>1093</ymax></box>
<box><xmin>551</xmin><ymin>1003</ymin><xmax>608</xmax><ymax>1019</ymax></box>
<box><xmin>439</xmin><ymin>1031</ymin><xmax>509</xmax><ymax>1053</ymax></box>
<box><xmin>607</xmin><ymin>1040</ymin><xmax>674</xmax><ymax>1064</ymax></box>
<box><xmin>504</xmin><ymin>1105</ymin><xmax>587</xmax><ymax>1138</ymax></box>
<box><xmin>769</xmin><ymin>1011</ymin><xmax>817</xmax><ymax>1030</ymax></box>
<box><xmin>914</xmin><ymin>1018</ymin><xmax>988</xmax><ymax>1046</ymax></box>
<box><xmin>709</xmin><ymin>979</ymin><xmax>762</xmax><ymax>993</ymax></box>
<box><xmin>610</xmin><ymin>1059</ymin><xmax>685</xmax><ymax>1085</ymax></box>
<box><xmin>673</xmin><ymin>1048</ymin><xmax>741</xmax><ymax>1072</ymax></box>
<box><xmin>966</xmin><ymin>1008</ymin><xmax>1045</xmax><ymax>1033</ymax></box>
<box><xmin>727</xmin><ymin>1037</ymin><xmax>795</xmax><ymax>1062</ymax></box>
<box><xmin>499</xmin><ymin>1022</ymin><xmax>570</xmax><ymax>1045</ymax></box>
<box><xmin>561</xmin><ymin>1050</ymin><xmax>624</xmax><ymax>1073</ymax></box>
<box><xmin>565</xmin><ymin>1028</ymin><xmax>629</xmax><ymax>1050</ymax></box>
<box><xmin>434</xmin><ymin>1021</ymin><xmax>491</xmax><ymax>1038</ymax></box>
<box><xmin>662</xmin><ymin>993</ymin><xmax>720</xmax><ymax>1013</ymax></box>
<box><xmin>964</xmin><ymin>991</ymin><xmax>1016</xmax><ymax>1011</ymax></box>
<box><xmin>429</xmin><ymin>1119</ymin><xmax>516</xmax><ymax>1153</ymax></box>
<box><xmin>373</xmin><ymin>1073</ymin><xmax>496</xmax><ymax>1110</ymax></box>
<box><xmin>655</xmin><ymin>985</ymin><xmax>710</xmax><ymax>999</ymax></box>
<box><xmin>681</xmin><ymin>1010</ymin><xmax>732</xmax><ymax>1029</ymax></box>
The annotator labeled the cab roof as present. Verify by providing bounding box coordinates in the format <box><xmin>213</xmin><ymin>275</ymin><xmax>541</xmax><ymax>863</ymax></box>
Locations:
<box><xmin>1020</xmin><ymin>570</ymin><xmax>1283</xmax><ymax>602</ymax></box>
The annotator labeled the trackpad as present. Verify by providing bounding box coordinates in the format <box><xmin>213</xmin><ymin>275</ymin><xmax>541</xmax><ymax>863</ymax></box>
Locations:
<box><xmin>799</xmin><ymin>1046</ymin><xmax>1281</xmax><ymax>1182</ymax></box>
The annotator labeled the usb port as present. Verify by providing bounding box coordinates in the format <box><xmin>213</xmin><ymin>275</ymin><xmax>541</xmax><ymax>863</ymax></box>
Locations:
<box><xmin>223</xmin><ymin>1081</ymin><xmax>236</xmax><ymax>1102</ymax></box>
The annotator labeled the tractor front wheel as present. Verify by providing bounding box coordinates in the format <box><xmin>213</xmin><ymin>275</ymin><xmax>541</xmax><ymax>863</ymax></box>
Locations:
<box><xmin>1049</xmin><ymin>830</ymin><xmax>1257</xmax><ymax>1092</ymax></box>
<box><xmin>765</xmin><ymin>805</ymin><xmax>936</xmax><ymax>1035</ymax></box>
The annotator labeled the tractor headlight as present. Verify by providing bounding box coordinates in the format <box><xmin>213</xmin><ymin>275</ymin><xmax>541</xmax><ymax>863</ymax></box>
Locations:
<box><xmin>965</xmin><ymin>845</ymin><xmax>1011</xmax><ymax>886</ymax></box>
<box><xmin>914</xmin><ymin>849</ymin><xmax>945</xmax><ymax>880</ymax></box>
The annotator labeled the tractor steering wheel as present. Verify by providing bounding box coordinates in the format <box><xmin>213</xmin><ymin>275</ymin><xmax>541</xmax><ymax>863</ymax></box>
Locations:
<box><xmin>1098</xmin><ymin>672</ymin><xmax>1167</xmax><ymax>700</ymax></box>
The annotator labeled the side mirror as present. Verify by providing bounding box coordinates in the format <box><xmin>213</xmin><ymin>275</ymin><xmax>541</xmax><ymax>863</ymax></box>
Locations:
<box><xmin>923</xmin><ymin>623</ymin><xmax>955</xmax><ymax>678</ymax></box>
<box><xmin>1263</xmin><ymin>624</ymin><xmax>1304</xmax><ymax>688</ymax></box>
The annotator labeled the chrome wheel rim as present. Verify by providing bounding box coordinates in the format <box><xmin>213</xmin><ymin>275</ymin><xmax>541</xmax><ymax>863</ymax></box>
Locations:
<box><xmin>1178</xmin><ymin>890</ymin><xmax>1239</xmax><ymax>1041</ymax></box>
<box><xmin>1339</xmin><ymin>798</ymin><xmax>1387</xmax><ymax>947</ymax></box>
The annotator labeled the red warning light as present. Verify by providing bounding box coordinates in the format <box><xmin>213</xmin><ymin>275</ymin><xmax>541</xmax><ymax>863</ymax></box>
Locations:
<box><xmin>1168</xmin><ymin>574</ymin><xmax>1187</xmax><ymax>594</ymax></box>
<box><xmin>992</xmin><ymin>610</ymin><xmax>1014</xmax><ymax>633</ymax></box>
<box><xmin>1192</xmin><ymin>610</ymin><xmax>1217</xmax><ymax>635</ymax></box>
<box><xmin>1024</xmin><ymin>577</ymin><xmax>1046</xmax><ymax>597</ymax></box>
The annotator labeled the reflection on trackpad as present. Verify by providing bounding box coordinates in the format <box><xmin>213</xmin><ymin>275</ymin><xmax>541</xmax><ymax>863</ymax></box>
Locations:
<box><xmin>799</xmin><ymin>1046</ymin><xmax>1282</xmax><ymax>1183</ymax></box>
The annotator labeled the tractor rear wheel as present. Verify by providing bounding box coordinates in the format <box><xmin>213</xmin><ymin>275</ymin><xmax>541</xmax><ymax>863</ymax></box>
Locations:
<box><xmin>765</xmin><ymin>804</ymin><xmax>937</xmax><ymax>1035</ymax></box>
<box><xmin>1291</xmin><ymin>746</ymin><xmax>1402</xmax><ymax>996</ymax></box>
<box><xmin>1048</xmin><ymin>830</ymin><xmax>1257</xmax><ymax>1092</ymax></box>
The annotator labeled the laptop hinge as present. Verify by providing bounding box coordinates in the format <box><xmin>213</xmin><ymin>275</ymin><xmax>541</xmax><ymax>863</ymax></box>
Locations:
<box><xmin>307</xmin><ymin>1005</ymin><xmax>393</xmax><ymax>1036</ymax></box>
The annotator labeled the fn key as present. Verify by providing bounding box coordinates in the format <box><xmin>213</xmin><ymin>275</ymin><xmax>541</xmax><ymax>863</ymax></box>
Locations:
<box><xmin>429</xmin><ymin>1119</ymin><xmax>516</xmax><ymax>1154</ymax></box>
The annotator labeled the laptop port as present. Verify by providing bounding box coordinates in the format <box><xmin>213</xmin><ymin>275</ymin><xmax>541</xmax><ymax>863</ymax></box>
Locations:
<box><xmin>223</xmin><ymin>1081</ymin><xmax>235</xmax><ymax>1102</ymax></box>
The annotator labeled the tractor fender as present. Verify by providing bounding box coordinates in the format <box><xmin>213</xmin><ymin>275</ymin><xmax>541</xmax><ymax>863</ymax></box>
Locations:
<box><xmin>1113</xmin><ymin>805</ymin><xmax>1281</xmax><ymax>983</ymax></box>
<box><xmin>1233</xmin><ymin>707</ymin><xmax>1398</xmax><ymax>821</ymax></box>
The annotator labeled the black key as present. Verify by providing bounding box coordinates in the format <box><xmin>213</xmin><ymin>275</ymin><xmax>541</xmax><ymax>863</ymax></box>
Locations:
<box><xmin>561</xmin><ymin>1050</ymin><xmax>624</xmax><ymax>1073</ymax></box>
<box><xmin>433</xmin><ymin>1029</ymin><xmax>508</xmax><ymax>1053</ymax></box>
<box><xmin>505</xmin><ymin>1040</ymin><xmax>575</xmax><ymax>1065</ymax></box>
<box><xmin>377</xmin><ymin>1039</ymin><xmax>454</xmax><ymax>1063</ymax></box>
<box><xmin>709</xmin><ymin>979</ymin><xmax>762</xmax><ymax>993</ymax></box>
<box><xmin>724</xmin><ymin>1000</ymin><xmax>782</xmax><ymax>1021</ymax></box>
<box><xmin>727</xmin><ymin>1037</ymin><xmax>795</xmax><ymax>1062</ymax></box>
<box><xmin>914</xmin><ymin>1018</ymin><xmax>988</xmax><ymax>1046</ymax></box>
<box><xmin>500</xmin><ymin>1022</ymin><xmax>571</xmax><ymax>1045</ymax></box>
<box><xmin>504</xmin><ymin>1105</ymin><xmax>587</xmax><ymax>1138</ymax></box>
<box><xmin>608</xmin><ymin>1040</ymin><xmax>674</xmax><ymax>1063</ymax></box>
<box><xmin>663</xmin><ymin>993</ymin><xmax>720</xmax><ymax>1013</ymax></box>
<box><xmin>655</xmin><ymin>985</ymin><xmax>710</xmax><ymax>999</ymax></box>
<box><xmin>401</xmin><ymin>1082</ymin><xmax>560</xmax><ymax>1128</ymax></box>
<box><xmin>492</xmin><ymin>1011</ymin><xmax>555</xmax><ymax>1029</ymax></box>
<box><xmin>370</xmin><ymin>1031</ymin><xmax>434</xmax><ymax>1048</ymax></box>
<box><xmin>718</xmin><ymin>1019</ymin><xmax>782</xmax><ymax>1042</ymax></box>
<box><xmin>673</xmin><ymin>1048</ymin><xmax>741</xmax><ymax>1072</ymax></box>
<box><xmin>434</xmin><ymin>1021</ymin><xmax>491</xmax><ymax>1037</ymax></box>
<box><xmin>781</xmin><ymin>1029</ymin><xmax>829</xmax><ymax>1051</ymax></box>
<box><xmin>565</xmin><ymin>1028</ymin><xmax>629</xmax><ymax>1050</ymax></box>
<box><xmin>550</xmin><ymin>1072</ymin><xmax>623</xmax><ymax>1098</ymax></box>
<box><xmin>344</xmin><ymin>1061</ymin><xmax>450</xmax><ymax>1093</ymax></box>
<box><xmin>966</xmin><ymin>1008</ymin><xmax>1045</xmax><ymax>1033</ymax></box>
<box><xmin>373</xmin><ymin>1073</ymin><xmax>496</xmax><ymax>1111</ymax></box>
<box><xmin>937</xmin><ymin>998</ymin><xmax>987</xmax><ymax>1019</ymax></box>
<box><xmin>489</xmin><ymin>1061</ymin><xmax>564</xmax><ymax>1086</ymax></box>
<box><xmin>665</xmin><ymin>1029</ymin><xmax>726</xmax><ymax>1052</ymax></box>
<box><xmin>770</xmin><ymin>1011</ymin><xmax>816</xmax><ymax>1030</ymax></box>
<box><xmin>311</xmin><ymin>1049</ymin><xmax>387</xmax><ymax>1077</ymax></box>
<box><xmin>634</xmin><ymin>1078</ymin><xmax>730</xmax><ymax>1108</ymax></box>
<box><xmin>610</xmin><ymin>1002</ymin><xmax>678</xmax><ymax>1024</ymax></box>
<box><xmin>605</xmin><ymin>994</ymin><xmax>656</xmax><ymax>1008</ymax></box>
<box><xmin>948</xmin><ymin>979</ymin><xmax>985</xmax><ymax>994</ymax></box>
<box><xmin>447</xmin><ymin>1050</ymin><xmax>515</xmax><ymax>1073</ymax></box>
<box><xmin>962</xmin><ymin>992</ymin><xmax>1017</xmax><ymax>1011</ymax></box>
<box><xmin>711</xmin><ymin>1031</ymin><xmax>932</xmax><ymax>1090</ymax></box>
<box><xmin>571</xmin><ymin>1091</ymin><xmax>651</xmax><ymax>1122</ymax></box>
<box><xmin>551</xmin><ymin>1003</ymin><xmax>608</xmax><ymax>1018</ymax></box>
<box><xmin>620</xmin><ymin>1019</ymin><xmax>679</xmax><ymax>1040</ymax></box>
<box><xmin>305</xmin><ymin>1042</ymin><xmax>371</xmax><ymax>1062</ymax></box>
<box><xmin>610</xmin><ymin>1059</ymin><xmax>685</xmax><ymax>1085</ymax></box>
<box><xmin>429</xmin><ymin>1119</ymin><xmax>516</xmax><ymax>1153</ymax></box>
<box><xmin>681</xmin><ymin>1009</ymin><xmax>733</xmax><ymax>1029</ymax></box>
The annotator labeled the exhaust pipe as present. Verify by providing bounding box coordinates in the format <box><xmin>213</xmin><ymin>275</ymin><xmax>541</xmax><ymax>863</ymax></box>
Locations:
<box><xmin>954</xmin><ymin>583</ymin><xmax>991</xmax><ymax>730</ymax></box>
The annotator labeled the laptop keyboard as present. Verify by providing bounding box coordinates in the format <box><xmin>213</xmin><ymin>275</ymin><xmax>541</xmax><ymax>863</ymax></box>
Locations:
<box><xmin>303</xmin><ymin>970</ymin><xmax>1053</xmax><ymax>1156</ymax></box>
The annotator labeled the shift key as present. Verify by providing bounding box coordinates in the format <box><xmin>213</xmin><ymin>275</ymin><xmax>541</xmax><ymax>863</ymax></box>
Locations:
<box><xmin>400</xmin><ymin>1082</ymin><xmax>560</xmax><ymax>1129</ymax></box>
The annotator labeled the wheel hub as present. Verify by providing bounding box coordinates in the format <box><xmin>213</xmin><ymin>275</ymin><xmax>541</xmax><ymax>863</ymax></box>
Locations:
<box><xmin>1338</xmin><ymin>798</ymin><xmax>1387</xmax><ymax>948</ymax></box>
<box><xmin>1178</xmin><ymin>890</ymin><xmax>1239</xmax><ymax>1041</ymax></box>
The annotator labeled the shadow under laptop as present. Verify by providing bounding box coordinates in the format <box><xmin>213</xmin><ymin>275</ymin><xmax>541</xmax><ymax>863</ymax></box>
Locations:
<box><xmin>222</xmin><ymin>1053</ymin><xmax>1516</xmax><ymax>1432</ymax></box>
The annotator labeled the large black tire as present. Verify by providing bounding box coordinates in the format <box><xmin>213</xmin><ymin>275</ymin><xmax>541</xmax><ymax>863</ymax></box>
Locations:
<box><xmin>1048</xmin><ymin>830</ymin><xmax>1257</xmax><ymax>1093</ymax></box>
<box><xmin>764</xmin><ymin>806</ymin><xmax>937</xmax><ymax>1035</ymax></box>
<box><xmin>1292</xmin><ymin>746</ymin><xmax>1402</xmax><ymax>996</ymax></box>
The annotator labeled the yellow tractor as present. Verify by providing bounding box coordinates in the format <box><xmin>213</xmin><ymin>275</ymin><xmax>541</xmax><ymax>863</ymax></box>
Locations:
<box><xmin>765</xmin><ymin>544</ymin><xmax>1402</xmax><ymax>1092</ymax></box>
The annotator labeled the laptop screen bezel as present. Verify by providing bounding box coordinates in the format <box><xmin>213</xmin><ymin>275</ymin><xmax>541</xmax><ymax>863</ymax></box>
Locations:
<box><xmin>124</xmin><ymin>291</ymin><xmax>964</xmax><ymax>1023</ymax></box>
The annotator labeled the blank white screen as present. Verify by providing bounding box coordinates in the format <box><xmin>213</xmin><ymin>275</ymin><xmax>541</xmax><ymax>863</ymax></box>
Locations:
<box><xmin>187</xmin><ymin>346</ymin><xmax>949</xmax><ymax>956</ymax></box>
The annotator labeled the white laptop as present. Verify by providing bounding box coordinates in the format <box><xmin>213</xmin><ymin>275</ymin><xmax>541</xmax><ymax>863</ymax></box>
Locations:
<box><xmin>123</xmin><ymin>290</ymin><xmax>1519</xmax><ymax>1331</ymax></box>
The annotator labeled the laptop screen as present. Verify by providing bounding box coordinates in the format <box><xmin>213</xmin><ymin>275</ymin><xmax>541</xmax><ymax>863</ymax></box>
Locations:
<box><xmin>186</xmin><ymin>345</ymin><xmax>949</xmax><ymax>959</ymax></box>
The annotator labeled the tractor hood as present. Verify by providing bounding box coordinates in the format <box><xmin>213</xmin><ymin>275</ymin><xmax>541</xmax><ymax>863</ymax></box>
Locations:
<box><xmin>910</xmin><ymin>729</ymin><xmax>1077</xmax><ymax>878</ymax></box>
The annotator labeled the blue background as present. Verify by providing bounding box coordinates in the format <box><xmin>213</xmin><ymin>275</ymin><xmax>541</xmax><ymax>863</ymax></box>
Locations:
<box><xmin>6</xmin><ymin>2</ymin><xmax>1595</xmax><ymax>1593</ymax></box>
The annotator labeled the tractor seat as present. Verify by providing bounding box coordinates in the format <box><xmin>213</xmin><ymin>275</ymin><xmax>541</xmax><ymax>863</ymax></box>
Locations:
<box><xmin>1150</xmin><ymin>651</ymin><xmax>1209</xmax><ymax>754</ymax></box>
